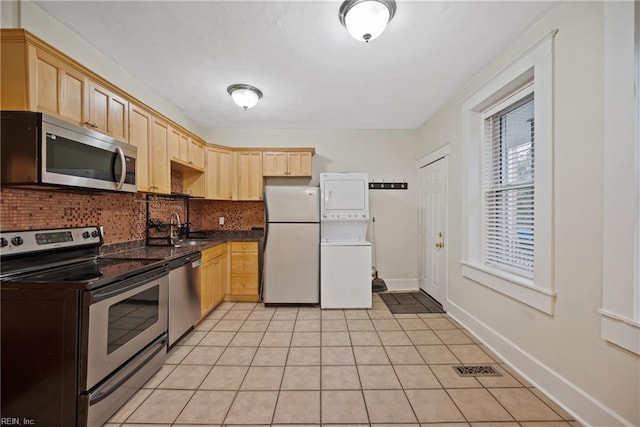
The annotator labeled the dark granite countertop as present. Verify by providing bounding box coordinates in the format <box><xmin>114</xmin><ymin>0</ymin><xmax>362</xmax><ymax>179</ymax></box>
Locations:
<box><xmin>103</xmin><ymin>230</ymin><xmax>263</xmax><ymax>261</ymax></box>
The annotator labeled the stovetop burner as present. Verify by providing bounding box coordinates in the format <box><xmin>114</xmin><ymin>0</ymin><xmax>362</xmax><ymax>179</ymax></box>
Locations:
<box><xmin>11</xmin><ymin>258</ymin><xmax>164</xmax><ymax>288</ymax></box>
<box><xmin>0</xmin><ymin>226</ymin><xmax>167</xmax><ymax>290</ymax></box>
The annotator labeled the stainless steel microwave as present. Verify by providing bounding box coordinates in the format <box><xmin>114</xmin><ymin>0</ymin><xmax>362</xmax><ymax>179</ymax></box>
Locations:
<box><xmin>1</xmin><ymin>111</ymin><xmax>136</xmax><ymax>193</ymax></box>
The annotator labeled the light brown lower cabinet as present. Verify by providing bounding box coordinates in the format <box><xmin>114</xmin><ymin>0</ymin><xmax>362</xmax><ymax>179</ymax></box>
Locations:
<box><xmin>200</xmin><ymin>244</ymin><xmax>227</xmax><ymax>319</ymax></box>
<box><xmin>226</xmin><ymin>241</ymin><xmax>260</xmax><ymax>302</ymax></box>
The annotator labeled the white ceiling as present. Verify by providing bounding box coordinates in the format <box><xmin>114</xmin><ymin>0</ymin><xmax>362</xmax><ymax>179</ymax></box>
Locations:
<box><xmin>34</xmin><ymin>1</ymin><xmax>555</xmax><ymax>130</ymax></box>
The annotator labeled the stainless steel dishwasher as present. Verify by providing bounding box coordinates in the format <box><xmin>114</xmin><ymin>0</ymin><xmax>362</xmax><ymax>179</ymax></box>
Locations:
<box><xmin>167</xmin><ymin>253</ymin><xmax>202</xmax><ymax>347</ymax></box>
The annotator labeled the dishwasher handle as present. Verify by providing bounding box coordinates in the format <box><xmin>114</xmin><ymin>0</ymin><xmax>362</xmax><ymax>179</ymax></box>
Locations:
<box><xmin>167</xmin><ymin>253</ymin><xmax>201</xmax><ymax>270</ymax></box>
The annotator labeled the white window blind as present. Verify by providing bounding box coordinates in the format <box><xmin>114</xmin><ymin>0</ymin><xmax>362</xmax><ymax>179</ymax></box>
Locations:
<box><xmin>484</xmin><ymin>91</ymin><xmax>535</xmax><ymax>278</ymax></box>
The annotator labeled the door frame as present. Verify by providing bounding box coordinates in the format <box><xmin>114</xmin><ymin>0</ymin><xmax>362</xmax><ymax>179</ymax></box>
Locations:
<box><xmin>416</xmin><ymin>144</ymin><xmax>450</xmax><ymax>310</ymax></box>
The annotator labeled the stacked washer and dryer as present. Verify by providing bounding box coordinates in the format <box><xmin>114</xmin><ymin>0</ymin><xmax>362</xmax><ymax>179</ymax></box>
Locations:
<box><xmin>320</xmin><ymin>173</ymin><xmax>372</xmax><ymax>309</ymax></box>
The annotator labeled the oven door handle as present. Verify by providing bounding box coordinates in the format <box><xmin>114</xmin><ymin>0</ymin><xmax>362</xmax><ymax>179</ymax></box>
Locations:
<box><xmin>90</xmin><ymin>269</ymin><xmax>167</xmax><ymax>303</ymax></box>
<box><xmin>115</xmin><ymin>147</ymin><xmax>126</xmax><ymax>190</ymax></box>
<box><xmin>89</xmin><ymin>334</ymin><xmax>167</xmax><ymax>406</ymax></box>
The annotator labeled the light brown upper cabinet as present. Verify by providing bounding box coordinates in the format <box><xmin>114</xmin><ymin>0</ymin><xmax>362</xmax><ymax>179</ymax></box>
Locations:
<box><xmin>262</xmin><ymin>149</ymin><xmax>314</xmax><ymax>177</ymax></box>
<box><xmin>188</xmin><ymin>139</ymin><xmax>205</xmax><ymax>169</ymax></box>
<box><xmin>32</xmin><ymin>48</ymin><xmax>87</xmax><ymax>126</ymax></box>
<box><xmin>1</xmin><ymin>32</ymin><xmax>87</xmax><ymax>126</ymax></box>
<box><xmin>233</xmin><ymin>151</ymin><xmax>263</xmax><ymax>201</ymax></box>
<box><xmin>205</xmin><ymin>146</ymin><xmax>233</xmax><ymax>200</ymax></box>
<box><xmin>128</xmin><ymin>103</ymin><xmax>153</xmax><ymax>192</ymax></box>
<box><xmin>149</xmin><ymin>117</ymin><xmax>171</xmax><ymax>194</ymax></box>
<box><xmin>86</xmin><ymin>80</ymin><xmax>128</xmax><ymax>141</ymax></box>
<box><xmin>169</xmin><ymin>127</ymin><xmax>188</xmax><ymax>163</ymax></box>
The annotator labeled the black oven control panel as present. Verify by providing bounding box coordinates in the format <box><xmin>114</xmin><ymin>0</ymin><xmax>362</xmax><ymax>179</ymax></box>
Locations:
<box><xmin>0</xmin><ymin>226</ymin><xmax>102</xmax><ymax>256</ymax></box>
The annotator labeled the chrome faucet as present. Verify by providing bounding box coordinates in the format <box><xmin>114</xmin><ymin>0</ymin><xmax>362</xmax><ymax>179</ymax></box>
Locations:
<box><xmin>169</xmin><ymin>212</ymin><xmax>181</xmax><ymax>241</ymax></box>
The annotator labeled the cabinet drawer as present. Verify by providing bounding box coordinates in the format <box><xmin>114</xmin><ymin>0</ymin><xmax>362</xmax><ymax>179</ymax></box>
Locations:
<box><xmin>202</xmin><ymin>244</ymin><xmax>227</xmax><ymax>262</ymax></box>
<box><xmin>230</xmin><ymin>274</ymin><xmax>258</xmax><ymax>295</ymax></box>
<box><xmin>231</xmin><ymin>254</ymin><xmax>258</xmax><ymax>273</ymax></box>
<box><xmin>230</xmin><ymin>241</ymin><xmax>258</xmax><ymax>253</ymax></box>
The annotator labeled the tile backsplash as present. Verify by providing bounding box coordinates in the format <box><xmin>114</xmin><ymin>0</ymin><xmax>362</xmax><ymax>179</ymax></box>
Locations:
<box><xmin>0</xmin><ymin>188</ymin><xmax>146</xmax><ymax>244</ymax></box>
<box><xmin>1</xmin><ymin>188</ymin><xmax>265</xmax><ymax>244</ymax></box>
<box><xmin>190</xmin><ymin>200</ymin><xmax>264</xmax><ymax>231</ymax></box>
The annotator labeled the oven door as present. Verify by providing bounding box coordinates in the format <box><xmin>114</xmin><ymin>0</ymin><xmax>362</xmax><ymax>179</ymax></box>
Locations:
<box><xmin>85</xmin><ymin>269</ymin><xmax>168</xmax><ymax>390</ymax></box>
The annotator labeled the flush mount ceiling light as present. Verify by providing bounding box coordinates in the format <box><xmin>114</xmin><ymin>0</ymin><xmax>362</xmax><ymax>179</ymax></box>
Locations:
<box><xmin>227</xmin><ymin>84</ymin><xmax>263</xmax><ymax>110</ymax></box>
<box><xmin>339</xmin><ymin>0</ymin><xmax>397</xmax><ymax>43</ymax></box>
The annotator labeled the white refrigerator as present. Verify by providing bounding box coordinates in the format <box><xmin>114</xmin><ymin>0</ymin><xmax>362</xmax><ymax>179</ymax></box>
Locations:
<box><xmin>263</xmin><ymin>186</ymin><xmax>320</xmax><ymax>304</ymax></box>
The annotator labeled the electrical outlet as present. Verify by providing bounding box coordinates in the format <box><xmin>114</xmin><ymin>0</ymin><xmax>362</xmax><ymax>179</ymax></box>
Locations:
<box><xmin>219</xmin><ymin>217</ymin><xmax>225</xmax><ymax>225</ymax></box>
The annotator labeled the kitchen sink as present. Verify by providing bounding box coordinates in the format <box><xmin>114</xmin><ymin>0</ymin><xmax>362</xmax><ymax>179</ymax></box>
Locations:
<box><xmin>173</xmin><ymin>241</ymin><xmax>200</xmax><ymax>247</ymax></box>
<box><xmin>146</xmin><ymin>239</ymin><xmax>204</xmax><ymax>248</ymax></box>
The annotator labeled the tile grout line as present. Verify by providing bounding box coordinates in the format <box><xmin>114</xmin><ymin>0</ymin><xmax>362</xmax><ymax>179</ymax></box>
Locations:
<box><xmin>118</xmin><ymin>297</ymin><xmax>576</xmax><ymax>427</ymax></box>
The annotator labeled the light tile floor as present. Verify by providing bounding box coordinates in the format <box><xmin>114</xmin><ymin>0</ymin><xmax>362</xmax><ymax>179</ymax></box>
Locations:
<box><xmin>106</xmin><ymin>293</ymin><xmax>580</xmax><ymax>426</ymax></box>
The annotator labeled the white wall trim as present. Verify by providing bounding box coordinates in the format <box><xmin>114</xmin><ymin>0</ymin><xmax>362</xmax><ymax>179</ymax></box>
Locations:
<box><xmin>416</xmin><ymin>144</ymin><xmax>450</xmax><ymax>168</ymax></box>
<box><xmin>601</xmin><ymin>0</ymin><xmax>640</xmax><ymax>355</ymax></box>
<box><xmin>460</xmin><ymin>29</ymin><xmax>556</xmax><ymax>313</ymax></box>
<box><xmin>598</xmin><ymin>309</ymin><xmax>640</xmax><ymax>354</ymax></box>
<box><xmin>383</xmin><ymin>278</ymin><xmax>419</xmax><ymax>292</ymax></box>
<box><xmin>447</xmin><ymin>301</ymin><xmax>636</xmax><ymax>427</ymax></box>
<box><xmin>461</xmin><ymin>262</ymin><xmax>556</xmax><ymax>314</ymax></box>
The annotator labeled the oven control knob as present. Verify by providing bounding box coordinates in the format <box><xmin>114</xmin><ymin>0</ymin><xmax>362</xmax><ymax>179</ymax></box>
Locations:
<box><xmin>0</xmin><ymin>238</ymin><xmax>7</xmax><ymax>247</ymax></box>
<box><xmin>82</xmin><ymin>231</ymin><xmax>90</xmax><ymax>239</ymax></box>
<box><xmin>91</xmin><ymin>230</ymin><xmax>99</xmax><ymax>238</ymax></box>
<box><xmin>11</xmin><ymin>236</ymin><xmax>23</xmax><ymax>246</ymax></box>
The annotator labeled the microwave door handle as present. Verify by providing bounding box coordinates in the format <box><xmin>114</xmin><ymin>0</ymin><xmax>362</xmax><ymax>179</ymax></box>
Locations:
<box><xmin>115</xmin><ymin>147</ymin><xmax>126</xmax><ymax>189</ymax></box>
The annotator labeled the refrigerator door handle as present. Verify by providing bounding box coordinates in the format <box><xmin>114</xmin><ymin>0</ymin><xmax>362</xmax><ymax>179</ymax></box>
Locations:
<box><xmin>263</xmin><ymin>190</ymin><xmax>269</xmax><ymax>253</ymax></box>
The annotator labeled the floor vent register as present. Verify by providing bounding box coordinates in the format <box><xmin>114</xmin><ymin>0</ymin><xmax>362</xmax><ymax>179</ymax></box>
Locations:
<box><xmin>453</xmin><ymin>365</ymin><xmax>502</xmax><ymax>377</ymax></box>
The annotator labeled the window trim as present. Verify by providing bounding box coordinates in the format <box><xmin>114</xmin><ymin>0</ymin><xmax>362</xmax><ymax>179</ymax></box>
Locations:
<box><xmin>600</xmin><ymin>1</ymin><xmax>640</xmax><ymax>355</ymax></box>
<box><xmin>461</xmin><ymin>30</ymin><xmax>556</xmax><ymax>315</ymax></box>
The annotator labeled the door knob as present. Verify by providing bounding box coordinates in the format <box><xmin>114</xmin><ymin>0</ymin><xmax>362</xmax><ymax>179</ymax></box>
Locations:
<box><xmin>435</xmin><ymin>242</ymin><xmax>444</xmax><ymax>248</ymax></box>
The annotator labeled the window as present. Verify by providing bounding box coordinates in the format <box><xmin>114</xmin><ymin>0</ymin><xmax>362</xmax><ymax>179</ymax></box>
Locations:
<box><xmin>483</xmin><ymin>89</ymin><xmax>535</xmax><ymax>279</ymax></box>
<box><xmin>461</xmin><ymin>31</ymin><xmax>555</xmax><ymax>314</ymax></box>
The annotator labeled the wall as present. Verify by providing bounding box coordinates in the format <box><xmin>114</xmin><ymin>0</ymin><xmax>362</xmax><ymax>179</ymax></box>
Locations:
<box><xmin>414</xmin><ymin>2</ymin><xmax>639</xmax><ymax>425</ymax></box>
<box><xmin>205</xmin><ymin>128</ymin><xmax>418</xmax><ymax>289</ymax></box>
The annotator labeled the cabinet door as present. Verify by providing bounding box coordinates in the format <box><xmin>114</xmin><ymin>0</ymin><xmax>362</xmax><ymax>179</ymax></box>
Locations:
<box><xmin>287</xmin><ymin>152</ymin><xmax>312</xmax><ymax>176</ymax></box>
<box><xmin>188</xmin><ymin>140</ymin><xmax>205</xmax><ymax>169</ymax></box>
<box><xmin>59</xmin><ymin>67</ymin><xmax>86</xmax><ymax>126</ymax></box>
<box><xmin>109</xmin><ymin>91</ymin><xmax>128</xmax><ymax>141</ymax></box>
<box><xmin>234</xmin><ymin>152</ymin><xmax>263</xmax><ymax>201</ymax></box>
<box><xmin>150</xmin><ymin>118</ymin><xmax>171</xmax><ymax>194</ymax></box>
<box><xmin>200</xmin><ymin>258</ymin><xmax>215</xmax><ymax>318</ymax></box>
<box><xmin>218</xmin><ymin>150</ymin><xmax>233</xmax><ymax>200</ymax></box>
<box><xmin>262</xmin><ymin>152</ymin><xmax>287</xmax><ymax>176</ymax></box>
<box><xmin>87</xmin><ymin>81</ymin><xmax>109</xmax><ymax>134</ymax></box>
<box><xmin>168</xmin><ymin>128</ymin><xmax>181</xmax><ymax>161</ymax></box>
<box><xmin>33</xmin><ymin>49</ymin><xmax>86</xmax><ymax>126</ymax></box>
<box><xmin>205</xmin><ymin>148</ymin><xmax>219</xmax><ymax>199</ymax></box>
<box><xmin>206</xmin><ymin>148</ymin><xmax>233</xmax><ymax>200</ymax></box>
<box><xmin>34</xmin><ymin>50</ymin><xmax>60</xmax><ymax>116</ymax></box>
<box><xmin>212</xmin><ymin>254</ymin><xmax>226</xmax><ymax>307</ymax></box>
<box><xmin>128</xmin><ymin>103</ymin><xmax>152</xmax><ymax>192</ymax></box>
<box><xmin>87</xmin><ymin>80</ymin><xmax>128</xmax><ymax>141</ymax></box>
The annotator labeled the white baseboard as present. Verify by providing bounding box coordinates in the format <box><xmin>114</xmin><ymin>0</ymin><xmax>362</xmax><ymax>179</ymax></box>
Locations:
<box><xmin>447</xmin><ymin>301</ymin><xmax>634</xmax><ymax>427</ymax></box>
<box><xmin>383</xmin><ymin>279</ymin><xmax>419</xmax><ymax>292</ymax></box>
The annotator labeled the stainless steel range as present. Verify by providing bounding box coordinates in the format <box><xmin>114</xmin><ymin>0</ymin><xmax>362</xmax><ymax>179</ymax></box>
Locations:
<box><xmin>0</xmin><ymin>226</ymin><xmax>169</xmax><ymax>427</ymax></box>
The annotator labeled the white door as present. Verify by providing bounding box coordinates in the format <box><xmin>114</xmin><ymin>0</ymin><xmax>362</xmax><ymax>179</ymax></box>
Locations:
<box><xmin>419</xmin><ymin>157</ymin><xmax>447</xmax><ymax>304</ymax></box>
